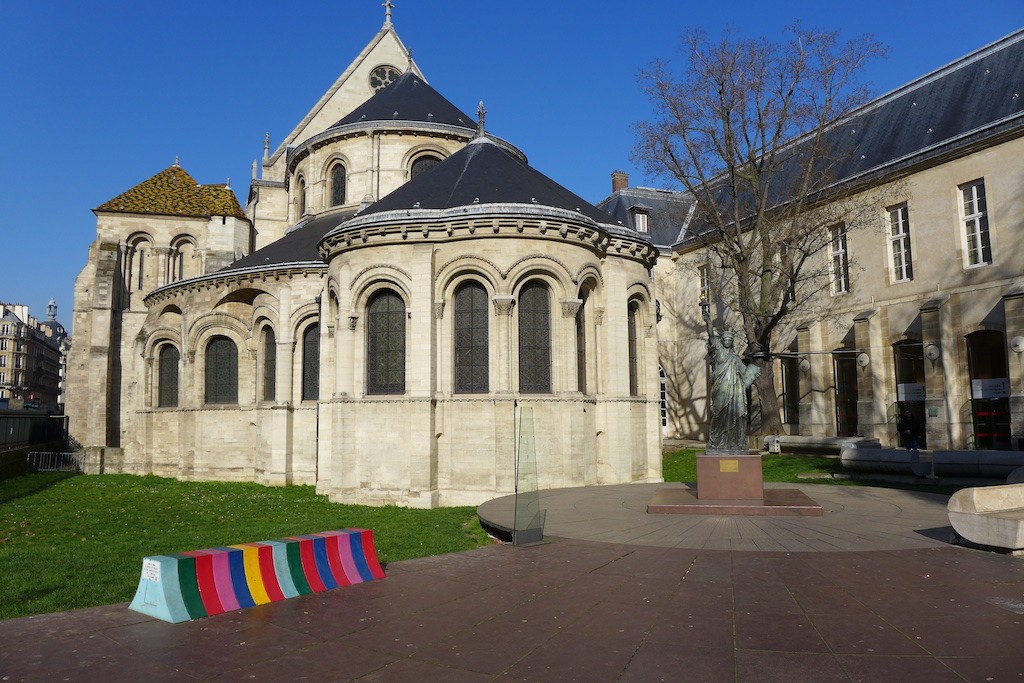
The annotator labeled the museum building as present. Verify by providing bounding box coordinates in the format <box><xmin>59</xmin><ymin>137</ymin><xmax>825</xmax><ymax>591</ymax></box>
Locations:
<box><xmin>600</xmin><ymin>29</ymin><xmax>1024</xmax><ymax>452</ymax></box>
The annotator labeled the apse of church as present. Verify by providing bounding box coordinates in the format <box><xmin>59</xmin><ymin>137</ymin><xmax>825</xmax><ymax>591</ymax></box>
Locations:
<box><xmin>65</xmin><ymin>12</ymin><xmax>665</xmax><ymax>507</ymax></box>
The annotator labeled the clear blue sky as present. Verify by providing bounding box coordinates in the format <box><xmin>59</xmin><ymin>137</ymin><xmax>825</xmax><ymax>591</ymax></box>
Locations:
<box><xmin>2</xmin><ymin>1</ymin><xmax>1022</xmax><ymax>330</ymax></box>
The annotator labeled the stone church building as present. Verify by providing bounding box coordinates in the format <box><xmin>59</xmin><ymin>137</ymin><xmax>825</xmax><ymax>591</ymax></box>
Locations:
<box><xmin>67</xmin><ymin>13</ymin><xmax>663</xmax><ymax>507</ymax></box>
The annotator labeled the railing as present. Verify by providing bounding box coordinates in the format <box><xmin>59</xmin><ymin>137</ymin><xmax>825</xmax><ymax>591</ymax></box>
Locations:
<box><xmin>26</xmin><ymin>451</ymin><xmax>83</xmax><ymax>473</ymax></box>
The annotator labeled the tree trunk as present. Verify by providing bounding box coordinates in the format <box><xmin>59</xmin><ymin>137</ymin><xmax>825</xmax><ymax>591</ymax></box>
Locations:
<box><xmin>754</xmin><ymin>360</ymin><xmax>783</xmax><ymax>436</ymax></box>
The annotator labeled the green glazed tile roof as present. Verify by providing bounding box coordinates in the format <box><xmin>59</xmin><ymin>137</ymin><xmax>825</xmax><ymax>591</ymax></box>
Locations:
<box><xmin>95</xmin><ymin>165</ymin><xmax>246</xmax><ymax>219</ymax></box>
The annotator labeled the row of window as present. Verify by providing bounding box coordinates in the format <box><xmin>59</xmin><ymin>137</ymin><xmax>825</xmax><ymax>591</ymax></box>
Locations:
<box><xmin>0</xmin><ymin>356</ymin><xmax>24</xmax><ymax>368</ymax></box>
<box><xmin>829</xmin><ymin>178</ymin><xmax>992</xmax><ymax>295</ymax></box>
<box><xmin>156</xmin><ymin>280</ymin><xmax>646</xmax><ymax>406</ymax></box>
<box><xmin>294</xmin><ymin>154</ymin><xmax>443</xmax><ymax>217</ymax></box>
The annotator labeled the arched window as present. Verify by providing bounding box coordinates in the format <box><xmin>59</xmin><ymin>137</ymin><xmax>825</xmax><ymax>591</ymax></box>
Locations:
<box><xmin>411</xmin><ymin>155</ymin><xmax>442</xmax><ymax>179</ymax></box>
<box><xmin>301</xmin><ymin>323</ymin><xmax>320</xmax><ymax>401</ymax></box>
<box><xmin>296</xmin><ymin>176</ymin><xmax>307</xmax><ymax>217</ymax></box>
<box><xmin>158</xmin><ymin>344</ymin><xmax>179</xmax><ymax>407</ymax></box>
<box><xmin>576</xmin><ymin>286</ymin><xmax>591</xmax><ymax>394</ymax></box>
<box><xmin>366</xmin><ymin>290</ymin><xmax>405</xmax><ymax>395</ymax></box>
<box><xmin>170</xmin><ymin>237</ymin><xmax>197</xmax><ymax>283</ymax></box>
<box><xmin>454</xmin><ymin>281</ymin><xmax>489</xmax><ymax>393</ymax></box>
<box><xmin>205</xmin><ymin>335</ymin><xmax>238</xmax><ymax>404</ymax></box>
<box><xmin>330</xmin><ymin>163</ymin><xmax>346</xmax><ymax>207</ymax></box>
<box><xmin>627</xmin><ymin>301</ymin><xmax>640</xmax><ymax>396</ymax></box>
<box><xmin>262</xmin><ymin>327</ymin><xmax>276</xmax><ymax>402</ymax></box>
<box><xmin>518</xmin><ymin>281</ymin><xmax>551</xmax><ymax>393</ymax></box>
<box><xmin>125</xmin><ymin>234</ymin><xmax>151</xmax><ymax>297</ymax></box>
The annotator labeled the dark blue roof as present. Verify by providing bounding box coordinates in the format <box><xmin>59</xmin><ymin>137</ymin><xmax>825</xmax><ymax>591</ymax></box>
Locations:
<box><xmin>330</xmin><ymin>71</ymin><xmax>475</xmax><ymax>130</ymax></box>
<box><xmin>359</xmin><ymin>137</ymin><xmax>619</xmax><ymax>225</ymax></box>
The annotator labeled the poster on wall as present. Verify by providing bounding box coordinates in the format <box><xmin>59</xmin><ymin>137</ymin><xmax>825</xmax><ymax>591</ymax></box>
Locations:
<box><xmin>971</xmin><ymin>378</ymin><xmax>1010</xmax><ymax>399</ymax></box>
<box><xmin>897</xmin><ymin>383</ymin><xmax>926</xmax><ymax>402</ymax></box>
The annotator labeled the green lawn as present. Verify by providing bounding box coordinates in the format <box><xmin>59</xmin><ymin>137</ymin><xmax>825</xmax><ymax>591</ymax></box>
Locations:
<box><xmin>663</xmin><ymin>448</ymin><xmax>962</xmax><ymax>495</ymax></box>
<box><xmin>662</xmin><ymin>449</ymin><xmax>843</xmax><ymax>484</ymax></box>
<box><xmin>0</xmin><ymin>473</ymin><xmax>490</xmax><ymax>620</ymax></box>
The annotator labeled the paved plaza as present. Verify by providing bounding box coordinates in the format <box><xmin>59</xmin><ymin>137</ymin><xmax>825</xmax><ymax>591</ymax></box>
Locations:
<box><xmin>3</xmin><ymin>483</ymin><xmax>1024</xmax><ymax>681</ymax></box>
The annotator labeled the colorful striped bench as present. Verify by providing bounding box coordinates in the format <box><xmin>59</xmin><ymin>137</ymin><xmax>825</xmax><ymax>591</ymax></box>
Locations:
<box><xmin>128</xmin><ymin>529</ymin><xmax>385</xmax><ymax>623</ymax></box>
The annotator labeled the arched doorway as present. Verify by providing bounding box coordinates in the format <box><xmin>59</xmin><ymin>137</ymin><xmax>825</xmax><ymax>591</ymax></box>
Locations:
<box><xmin>893</xmin><ymin>341</ymin><xmax>926</xmax><ymax>449</ymax></box>
<box><xmin>965</xmin><ymin>330</ymin><xmax>1011</xmax><ymax>450</ymax></box>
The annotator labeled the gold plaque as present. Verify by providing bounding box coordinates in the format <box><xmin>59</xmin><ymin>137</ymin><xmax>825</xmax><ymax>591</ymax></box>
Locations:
<box><xmin>719</xmin><ymin>459</ymin><xmax>739</xmax><ymax>473</ymax></box>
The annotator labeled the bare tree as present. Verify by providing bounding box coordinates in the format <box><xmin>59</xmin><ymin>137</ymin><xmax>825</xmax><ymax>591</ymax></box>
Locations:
<box><xmin>635</xmin><ymin>24</ymin><xmax>886</xmax><ymax>435</ymax></box>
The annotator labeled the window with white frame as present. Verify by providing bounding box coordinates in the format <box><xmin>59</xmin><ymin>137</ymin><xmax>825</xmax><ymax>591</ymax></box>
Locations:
<box><xmin>632</xmin><ymin>209</ymin><xmax>650</xmax><ymax>233</ymax></box>
<box><xmin>697</xmin><ymin>264</ymin><xmax>711</xmax><ymax>301</ymax></box>
<box><xmin>960</xmin><ymin>179</ymin><xmax>992</xmax><ymax>266</ymax></box>
<box><xmin>888</xmin><ymin>203</ymin><xmax>914</xmax><ymax>282</ymax></box>
<box><xmin>828</xmin><ymin>223</ymin><xmax>850</xmax><ymax>295</ymax></box>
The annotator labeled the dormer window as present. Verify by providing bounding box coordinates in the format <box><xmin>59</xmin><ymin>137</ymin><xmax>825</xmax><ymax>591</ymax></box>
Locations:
<box><xmin>631</xmin><ymin>208</ymin><xmax>650</xmax><ymax>233</ymax></box>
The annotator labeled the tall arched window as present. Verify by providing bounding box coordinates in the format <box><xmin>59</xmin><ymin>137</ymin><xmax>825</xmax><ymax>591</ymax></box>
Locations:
<box><xmin>205</xmin><ymin>336</ymin><xmax>238</xmax><ymax>404</ymax></box>
<box><xmin>518</xmin><ymin>281</ymin><xmax>551</xmax><ymax>393</ymax></box>
<box><xmin>296</xmin><ymin>176</ymin><xmax>307</xmax><ymax>217</ymax></box>
<box><xmin>330</xmin><ymin>163</ymin><xmax>346</xmax><ymax>207</ymax></box>
<box><xmin>158</xmin><ymin>344</ymin><xmax>179</xmax><ymax>407</ymax></box>
<box><xmin>301</xmin><ymin>323</ymin><xmax>320</xmax><ymax>401</ymax></box>
<box><xmin>627</xmin><ymin>301</ymin><xmax>640</xmax><ymax>396</ymax></box>
<box><xmin>367</xmin><ymin>290</ymin><xmax>405</xmax><ymax>395</ymax></box>
<box><xmin>454</xmin><ymin>281</ymin><xmax>489</xmax><ymax>393</ymax></box>
<box><xmin>262</xmin><ymin>327</ymin><xmax>276</xmax><ymax>402</ymax></box>
<box><xmin>411</xmin><ymin>155</ymin><xmax>442</xmax><ymax>179</ymax></box>
<box><xmin>576</xmin><ymin>286</ymin><xmax>591</xmax><ymax>394</ymax></box>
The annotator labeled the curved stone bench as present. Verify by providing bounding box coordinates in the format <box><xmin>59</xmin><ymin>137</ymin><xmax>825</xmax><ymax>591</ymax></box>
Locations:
<box><xmin>128</xmin><ymin>529</ymin><xmax>385</xmax><ymax>623</ymax></box>
<box><xmin>764</xmin><ymin>435</ymin><xmax>881</xmax><ymax>455</ymax></box>
<box><xmin>948</xmin><ymin>484</ymin><xmax>1024</xmax><ymax>553</ymax></box>
<box><xmin>839</xmin><ymin>445</ymin><xmax>929</xmax><ymax>477</ymax></box>
<box><xmin>933</xmin><ymin>450</ymin><xmax>1024</xmax><ymax>478</ymax></box>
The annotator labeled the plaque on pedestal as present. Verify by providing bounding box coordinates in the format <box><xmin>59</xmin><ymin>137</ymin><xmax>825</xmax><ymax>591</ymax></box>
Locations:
<box><xmin>696</xmin><ymin>451</ymin><xmax>764</xmax><ymax>501</ymax></box>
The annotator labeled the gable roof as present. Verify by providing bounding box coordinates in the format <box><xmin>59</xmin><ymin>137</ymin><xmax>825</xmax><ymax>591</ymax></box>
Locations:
<box><xmin>330</xmin><ymin>70</ymin><xmax>475</xmax><ymax>130</ymax></box>
<box><xmin>95</xmin><ymin>165</ymin><xmax>246</xmax><ymax>219</ymax></box>
<box><xmin>359</xmin><ymin>137</ymin><xmax>619</xmax><ymax>225</ymax></box>
<box><xmin>268</xmin><ymin>23</ymin><xmax>422</xmax><ymax>164</ymax></box>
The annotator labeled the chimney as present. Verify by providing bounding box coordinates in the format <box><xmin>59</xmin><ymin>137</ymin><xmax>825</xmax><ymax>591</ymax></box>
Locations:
<box><xmin>611</xmin><ymin>170</ymin><xmax>629</xmax><ymax>193</ymax></box>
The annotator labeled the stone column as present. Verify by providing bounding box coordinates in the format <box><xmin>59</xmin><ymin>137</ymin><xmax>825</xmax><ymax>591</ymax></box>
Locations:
<box><xmin>919</xmin><ymin>295</ymin><xmax>953</xmax><ymax>449</ymax></box>
<box><xmin>266</xmin><ymin>286</ymin><xmax>293</xmax><ymax>485</ymax></box>
<box><xmin>561</xmin><ymin>299</ymin><xmax>582</xmax><ymax>393</ymax></box>
<box><xmin>853</xmin><ymin>309</ymin><xmax>883</xmax><ymax>441</ymax></box>
<box><xmin>796</xmin><ymin>321</ymin><xmax>830</xmax><ymax>437</ymax></box>
<box><xmin>493</xmin><ymin>296</ymin><xmax>515</xmax><ymax>392</ymax></box>
<box><xmin>1003</xmin><ymin>286</ymin><xmax>1024</xmax><ymax>450</ymax></box>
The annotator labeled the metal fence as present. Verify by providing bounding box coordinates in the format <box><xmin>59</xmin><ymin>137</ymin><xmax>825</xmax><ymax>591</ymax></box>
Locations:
<box><xmin>26</xmin><ymin>451</ymin><xmax>84</xmax><ymax>473</ymax></box>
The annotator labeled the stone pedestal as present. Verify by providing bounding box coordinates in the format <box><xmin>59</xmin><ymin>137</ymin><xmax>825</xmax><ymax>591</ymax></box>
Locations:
<box><xmin>647</xmin><ymin>450</ymin><xmax>823</xmax><ymax>517</ymax></box>
<box><xmin>696</xmin><ymin>451</ymin><xmax>764</xmax><ymax>500</ymax></box>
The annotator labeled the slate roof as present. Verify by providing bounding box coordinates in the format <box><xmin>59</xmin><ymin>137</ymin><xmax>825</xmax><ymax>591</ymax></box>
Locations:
<box><xmin>221</xmin><ymin>210</ymin><xmax>355</xmax><ymax>272</ymax></box>
<box><xmin>635</xmin><ymin>29</ymin><xmax>1024</xmax><ymax>249</ymax></box>
<box><xmin>96</xmin><ymin>165</ymin><xmax>247</xmax><ymax>219</ymax></box>
<box><xmin>598</xmin><ymin>188</ymin><xmax>695</xmax><ymax>250</ymax></box>
<box><xmin>358</xmin><ymin>137</ymin><xmax>620</xmax><ymax>226</ymax></box>
<box><xmin>330</xmin><ymin>71</ymin><xmax>475</xmax><ymax>130</ymax></box>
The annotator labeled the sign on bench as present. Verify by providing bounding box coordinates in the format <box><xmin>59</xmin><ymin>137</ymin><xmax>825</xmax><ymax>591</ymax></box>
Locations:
<box><xmin>129</xmin><ymin>529</ymin><xmax>385</xmax><ymax>623</ymax></box>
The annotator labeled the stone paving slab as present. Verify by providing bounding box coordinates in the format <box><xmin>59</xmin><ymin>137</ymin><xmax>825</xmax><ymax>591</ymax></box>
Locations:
<box><xmin>478</xmin><ymin>483</ymin><xmax>955</xmax><ymax>552</ymax></box>
<box><xmin>3</xmin><ymin>484</ymin><xmax>1024</xmax><ymax>681</ymax></box>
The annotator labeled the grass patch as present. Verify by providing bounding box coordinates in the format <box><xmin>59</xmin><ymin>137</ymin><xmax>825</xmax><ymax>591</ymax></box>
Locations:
<box><xmin>664</xmin><ymin>449</ymin><xmax>840</xmax><ymax>483</ymax></box>
<box><xmin>0</xmin><ymin>473</ymin><xmax>490</xmax><ymax>620</ymax></box>
<box><xmin>663</xmin><ymin>448</ymin><xmax>962</xmax><ymax>494</ymax></box>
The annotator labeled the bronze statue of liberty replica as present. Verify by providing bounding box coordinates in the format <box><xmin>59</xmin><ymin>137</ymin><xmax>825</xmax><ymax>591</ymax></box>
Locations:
<box><xmin>646</xmin><ymin>297</ymin><xmax>822</xmax><ymax>514</ymax></box>
<box><xmin>700</xmin><ymin>299</ymin><xmax>761</xmax><ymax>453</ymax></box>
